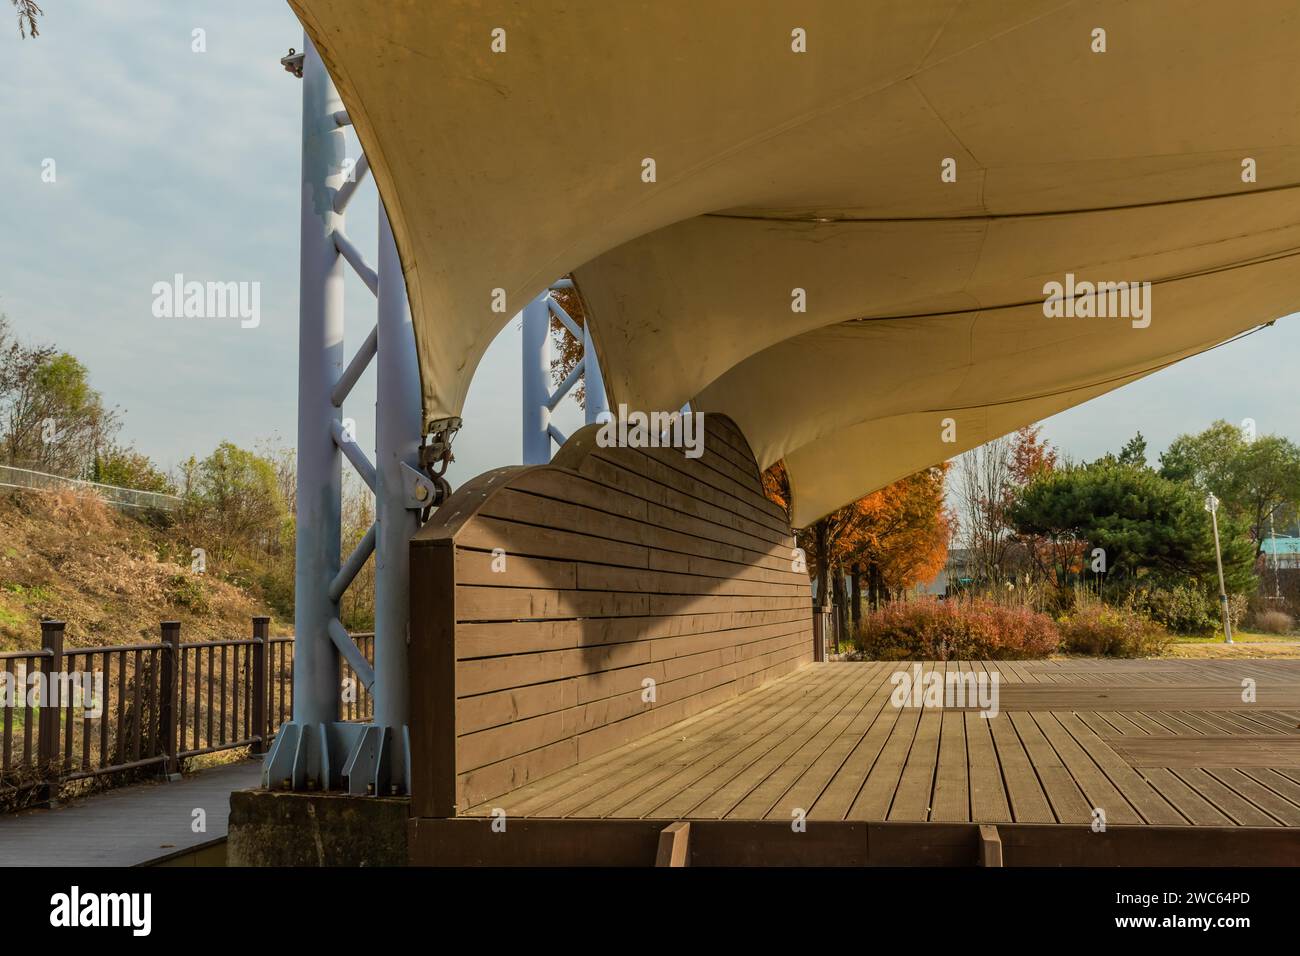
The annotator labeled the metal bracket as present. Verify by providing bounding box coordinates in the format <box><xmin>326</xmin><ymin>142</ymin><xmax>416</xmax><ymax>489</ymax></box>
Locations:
<box><xmin>413</xmin><ymin>416</ymin><xmax>461</xmax><ymax>516</ymax></box>
<box><xmin>280</xmin><ymin>48</ymin><xmax>305</xmax><ymax>78</ymax></box>
<box><xmin>263</xmin><ymin>720</ymin><xmax>331</xmax><ymax>791</ymax></box>
<box><xmin>341</xmin><ymin>725</ymin><xmax>385</xmax><ymax>795</ymax></box>
<box><xmin>264</xmin><ymin>721</ymin><xmax>408</xmax><ymax>796</ymax></box>
<box><xmin>420</xmin><ymin>416</ymin><xmax>462</xmax><ymax>469</ymax></box>
<box><xmin>401</xmin><ymin>461</ymin><xmax>441</xmax><ymax>510</ymax></box>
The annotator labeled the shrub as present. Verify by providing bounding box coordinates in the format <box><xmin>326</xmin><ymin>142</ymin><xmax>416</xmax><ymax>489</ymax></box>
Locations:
<box><xmin>1254</xmin><ymin>610</ymin><xmax>1294</xmax><ymax>635</ymax></box>
<box><xmin>1127</xmin><ymin>584</ymin><xmax>1218</xmax><ymax>635</ymax></box>
<box><xmin>1228</xmin><ymin>592</ymin><xmax>1249</xmax><ymax>632</ymax></box>
<box><xmin>852</xmin><ymin>598</ymin><xmax>1059</xmax><ymax>660</ymax></box>
<box><xmin>167</xmin><ymin>573</ymin><xmax>209</xmax><ymax>614</ymax></box>
<box><xmin>1057</xmin><ymin>603</ymin><xmax>1169</xmax><ymax>657</ymax></box>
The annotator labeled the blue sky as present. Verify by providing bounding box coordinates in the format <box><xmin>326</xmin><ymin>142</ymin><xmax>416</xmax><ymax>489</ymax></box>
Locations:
<box><xmin>2</xmin><ymin>1</ymin><xmax>1298</xmax><ymax>489</ymax></box>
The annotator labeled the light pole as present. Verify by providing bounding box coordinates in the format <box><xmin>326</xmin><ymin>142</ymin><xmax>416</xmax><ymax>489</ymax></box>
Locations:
<box><xmin>1204</xmin><ymin>493</ymin><xmax>1233</xmax><ymax>644</ymax></box>
<box><xmin>1269</xmin><ymin>509</ymin><xmax>1281</xmax><ymax>602</ymax></box>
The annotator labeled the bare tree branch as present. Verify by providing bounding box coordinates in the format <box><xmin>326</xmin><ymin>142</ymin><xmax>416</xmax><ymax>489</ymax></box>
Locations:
<box><xmin>12</xmin><ymin>0</ymin><xmax>42</xmax><ymax>38</ymax></box>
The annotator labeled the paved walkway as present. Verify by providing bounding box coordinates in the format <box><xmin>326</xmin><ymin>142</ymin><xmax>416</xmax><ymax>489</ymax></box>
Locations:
<box><xmin>0</xmin><ymin>760</ymin><xmax>261</xmax><ymax>866</ymax></box>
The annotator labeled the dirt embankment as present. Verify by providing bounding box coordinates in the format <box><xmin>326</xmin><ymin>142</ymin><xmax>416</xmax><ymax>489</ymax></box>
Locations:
<box><xmin>0</xmin><ymin>489</ymin><xmax>280</xmax><ymax>651</ymax></box>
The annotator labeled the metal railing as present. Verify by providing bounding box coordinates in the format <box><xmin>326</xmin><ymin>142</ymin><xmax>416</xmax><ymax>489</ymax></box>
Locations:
<box><xmin>0</xmin><ymin>464</ymin><xmax>183</xmax><ymax>512</ymax></box>
<box><xmin>0</xmin><ymin>619</ymin><xmax>373</xmax><ymax>808</ymax></box>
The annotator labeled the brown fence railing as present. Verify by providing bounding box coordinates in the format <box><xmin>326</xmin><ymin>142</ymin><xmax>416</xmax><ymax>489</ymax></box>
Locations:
<box><xmin>0</xmin><ymin>619</ymin><xmax>374</xmax><ymax>807</ymax></box>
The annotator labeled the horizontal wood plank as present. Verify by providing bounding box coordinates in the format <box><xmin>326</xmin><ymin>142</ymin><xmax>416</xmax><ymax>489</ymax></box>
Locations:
<box><xmin>409</xmin><ymin>413</ymin><xmax>814</xmax><ymax>814</ymax></box>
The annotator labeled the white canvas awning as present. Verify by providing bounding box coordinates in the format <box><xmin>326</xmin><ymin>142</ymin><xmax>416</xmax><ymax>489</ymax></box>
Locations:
<box><xmin>289</xmin><ymin>0</ymin><xmax>1300</xmax><ymax>525</ymax></box>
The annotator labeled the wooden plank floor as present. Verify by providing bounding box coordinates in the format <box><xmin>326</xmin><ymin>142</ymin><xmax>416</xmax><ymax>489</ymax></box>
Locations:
<box><xmin>463</xmin><ymin>661</ymin><xmax>1300</xmax><ymax>828</ymax></box>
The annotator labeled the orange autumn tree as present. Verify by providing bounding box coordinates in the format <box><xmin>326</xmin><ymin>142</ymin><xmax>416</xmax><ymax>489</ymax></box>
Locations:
<box><xmin>846</xmin><ymin>464</ymin><xmax>952</xmax><ymax>621</ymax></box>
<box><xmin>763</xmin><ymin>461</ymin><xmax>951</xmax><ymax>645</ymax></box>
<box><xmin>762</xmin><ymin>460</ymin><xmax>851</xmax><ymax>614</ymax></box>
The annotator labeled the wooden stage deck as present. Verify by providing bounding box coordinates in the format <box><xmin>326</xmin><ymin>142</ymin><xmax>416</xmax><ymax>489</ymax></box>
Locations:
<box><xmin>413</xmin><ymin>660</ymin><xmax>1300</xmax><ymax>865</ymax></box>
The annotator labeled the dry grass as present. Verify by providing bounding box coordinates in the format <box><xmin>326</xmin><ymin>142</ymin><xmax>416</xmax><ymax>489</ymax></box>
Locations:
<box><xmin>1254</xmin><ymin>609</ymin><xmax>1295</xmax><ymax>635</ymax></box>
<box><xmin>1163</xmin><ymin>634</ymin><xmax>1300</xmax><ymax>659</ymax></box>
<box><xmin>0</xmin><ymin>489</ymin><xmax>279</xmax><ymax>651</ymax></box>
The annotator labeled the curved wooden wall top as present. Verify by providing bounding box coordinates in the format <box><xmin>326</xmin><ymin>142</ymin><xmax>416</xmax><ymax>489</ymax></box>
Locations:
<box><xmin>409</xmin><ymin>413</ymin><xmax>813</xmax><ymax>817</ymax></box>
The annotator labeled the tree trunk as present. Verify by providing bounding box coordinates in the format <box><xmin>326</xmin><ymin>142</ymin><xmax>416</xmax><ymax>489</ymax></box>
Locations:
<box><xmin>831</xmin><ymin>568</ymin><xmax>848</xmax><ymax>653</ymax></box>
<box><xmin>814</xmin><ymin>520</ymin><xmax>829</xmax><ymax>608</ymax></box>
<box><xmin>849</xmin><ymin>563</ymin><xmax>862</xmax><ymax>633</ymax></box>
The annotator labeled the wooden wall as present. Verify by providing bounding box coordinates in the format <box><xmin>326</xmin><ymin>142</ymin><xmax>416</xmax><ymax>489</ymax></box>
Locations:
<box><xmin>409</xmin><ymin>414</ymin><xmax>813</xmax><ymax>817</ymax></box>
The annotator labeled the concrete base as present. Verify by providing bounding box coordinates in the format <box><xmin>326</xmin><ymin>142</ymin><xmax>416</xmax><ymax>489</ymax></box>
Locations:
<box><xmin>227</xmin><ymin>789</ymin><xmax>409</xmax><ymax>866</ymax></box>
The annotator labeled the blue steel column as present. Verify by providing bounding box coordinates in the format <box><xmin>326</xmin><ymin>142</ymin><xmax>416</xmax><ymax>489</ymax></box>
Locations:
<box><xmin>293</xmin><ymin>35</ymin><xmax>345</xmax><ymax>727</ymax></box>
<box><xmin>373</xmin><ymin>205</ymin><xmax>418</xmax><ymax>731</ymax></box>
<box><xmin>521</xmin><ymin>294</ymin><xmax>551</xmax><ymax>464</ymax></box>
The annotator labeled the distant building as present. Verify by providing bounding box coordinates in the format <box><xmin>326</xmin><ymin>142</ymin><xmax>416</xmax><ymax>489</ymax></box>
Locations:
<box><xmin>1260</xmin><ymin>536</ymin><xmax>1300</xmax><ymax>569</ymax></box>
<box><xmin>916</xmin><ymin>547</ymin><xmax>974</xmax><ymax>597</ymax></box>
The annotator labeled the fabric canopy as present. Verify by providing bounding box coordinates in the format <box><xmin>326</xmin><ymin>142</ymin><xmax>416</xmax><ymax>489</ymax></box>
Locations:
<box><xmin>289</xmin><ymin>0</ymin><xmax>1300</xmax><ymax>526</ymax></box>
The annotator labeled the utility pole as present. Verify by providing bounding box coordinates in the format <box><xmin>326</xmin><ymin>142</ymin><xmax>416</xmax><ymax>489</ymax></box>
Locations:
<box><xmin>1205</xmin><ymin>493</ymin><xmax>1233</xmax><ymax>644</ymax></box>
<box><xmin>1270</xmin><ymin>510</ymin><xmax>1281</xmax><ymax>601</ymax></box>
